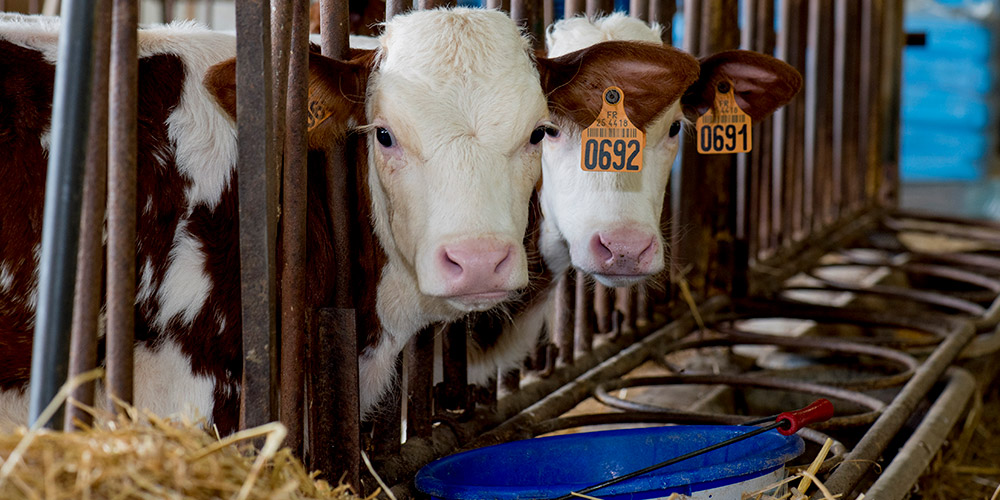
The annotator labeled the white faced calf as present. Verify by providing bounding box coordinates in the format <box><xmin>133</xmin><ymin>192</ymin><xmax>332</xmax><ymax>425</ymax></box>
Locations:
<box><xmin>539</xmin><ymin>14</ymin><xmax>802</xmax><ymax>286</ymax></box>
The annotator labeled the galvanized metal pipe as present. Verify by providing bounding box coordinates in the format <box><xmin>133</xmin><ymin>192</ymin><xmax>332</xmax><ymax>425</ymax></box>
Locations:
<box><xmin>106</xmin><ymin>0</ymin><xmax>138</xmax><ymax>410</ymax></box>
<box><xmin>818</xmin><ymin>317</ymin><xmax>974</xmax><ymax>497</ymax></box>
<box><xmin>861</xmin><ymin>368</ymin><xmax>975</xmax><ymax>500</ymax></box>
<box><xmin>279</xmin><ymin>0</ymin><xmax>310</xmax><ymax>456</ymax></box>
<box><xmin>29</xmin><ymin>0</ymin><xmax>98</xmax><ymax>429</ymax></box>
<box><xmin>66</xmin><ymin>0</ymin><xmax>111</xmax><ymax>430</ymax></box>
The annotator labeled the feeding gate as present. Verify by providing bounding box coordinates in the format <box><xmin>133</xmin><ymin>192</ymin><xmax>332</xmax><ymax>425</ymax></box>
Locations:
<box><xmin>4</xmin><ymin>0</ymin><xmax>998</xmax><ymax>499</ymax></box>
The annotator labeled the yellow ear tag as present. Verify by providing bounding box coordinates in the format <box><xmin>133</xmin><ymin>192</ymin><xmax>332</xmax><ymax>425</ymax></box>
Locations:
<box><xmin>580</xmin><ymin>86</ymin><xmax>645</xmax><ymax>172</ymax></box>
<box><xmin>695</xmin><ymin>79</ymin><xmax>752</xmax><ymax>154</ymax></box>
<box><xmin>306</xmin><ymin>84</ymin><xmax>334</xmax><ymax>132</ymax></box>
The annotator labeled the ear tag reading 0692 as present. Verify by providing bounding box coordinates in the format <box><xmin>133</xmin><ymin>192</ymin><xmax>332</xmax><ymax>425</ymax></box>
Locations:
<box><xmin>580</xmin><ymin>86</ymin><xmax>645</xmax><ymax>172</ymax></box>
<box><xmin>696</xmin><ymin>79</ymin><xmax>752</xmax><ymax>154</ymax></box>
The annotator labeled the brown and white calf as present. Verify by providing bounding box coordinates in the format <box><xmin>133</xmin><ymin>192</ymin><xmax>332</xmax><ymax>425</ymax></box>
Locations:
<box><xmin>467</xmin><ymin>14</ymin><xmax>803</xmax><ymax>383</ymax></box>
<box><xmin>0</xmin><ymin>9</ymin><xmax>702</xmax><ymax>429</ymax></box>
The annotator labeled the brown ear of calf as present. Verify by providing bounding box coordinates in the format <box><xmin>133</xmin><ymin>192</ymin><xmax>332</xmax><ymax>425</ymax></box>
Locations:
<box><xmin>537</xmin><ymin>40</ymin><xmax>700</xmax><ymax>131</ymax></box>
<box><xmin>203</xmin><ymin>50</ymin><xmax>376</xmax><ymax>148</ymax></box>
<box><xmin>682</xmin><ymin>50</ymin><xmax>803</xmax><ymax>122</ymax></box>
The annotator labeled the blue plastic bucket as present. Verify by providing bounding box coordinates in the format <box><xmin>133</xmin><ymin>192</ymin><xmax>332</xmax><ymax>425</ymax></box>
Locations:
<box><xmin>415</xmin><ymin>425</ymin><xmax>804</xmax><ymax>500</ymax></box>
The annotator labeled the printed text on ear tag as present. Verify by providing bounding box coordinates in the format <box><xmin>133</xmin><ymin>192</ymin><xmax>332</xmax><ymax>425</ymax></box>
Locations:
<box><xmin>306</xmin><ymin>83</ymin><xmax>334</xmax><ymax>132</ymax></box>
<box><xmin>580</xmin><ymin>86</ymin><xmax>645</xmax><ymax>172</ymax></box>
<box><xmin>696</xmin><ymin>79</ymin><xmax>752</xmax><ymax>154</ymax></box>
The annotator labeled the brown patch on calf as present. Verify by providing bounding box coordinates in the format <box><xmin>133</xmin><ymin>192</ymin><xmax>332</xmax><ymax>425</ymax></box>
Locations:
<box><xmin>682</xmin><ymin>50</ymin><xmax>802</xmax><ymax>122</ymax></box>
<box><xmin>537</xmin><ymin>41</ymin><xmax>700</xmax><ymax>131</ymax></box>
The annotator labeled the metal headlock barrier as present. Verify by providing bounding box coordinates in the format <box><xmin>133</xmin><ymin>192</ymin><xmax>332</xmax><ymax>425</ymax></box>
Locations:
<box><xmin>11</xmin><ymin>0</ymin><xmax>1000</xmax><ymax>499</ymax></box>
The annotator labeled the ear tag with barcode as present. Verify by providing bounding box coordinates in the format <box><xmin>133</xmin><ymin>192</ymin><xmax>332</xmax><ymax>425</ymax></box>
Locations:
<box><xmin>696</xmin><ymin>79</ymin><xmax>752</xmax><ymax>154</ymax></box>
<box><xmin>306</xmin><ymin>83</ymin><xmax>334</xmax><ymax>132</ymax></box>
<box><xmin>580</xmin><ymin>86</ymin><xmax>645</xmax><ymax>172</ymax></box>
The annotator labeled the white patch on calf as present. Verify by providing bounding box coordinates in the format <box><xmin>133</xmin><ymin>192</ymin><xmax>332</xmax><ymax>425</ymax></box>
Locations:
<box><xmin>154</xmin><ymin>221</ymin><xmax>212</xmax><ymax>330</ymax></box>
<box><xmin>0</xmin><ymin>263</ymin><xmax>13</xmax><ymax>293</ymax></box>
<box><xmin>132</xmin><ymin>340</ymin><xmax>216</xmax><ymax>422</ymax></box>
<box><xmin>137</xmin><ymin>258</ymin><xmax>155</xmax><ymax>305</ymax></box>
<box><xmin>0</xmin><ymin>389</ymin><xmax>28</xmax><ymax>432</ymax></box>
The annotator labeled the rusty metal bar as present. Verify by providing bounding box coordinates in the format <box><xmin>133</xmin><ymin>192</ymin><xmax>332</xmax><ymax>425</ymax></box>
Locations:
<box><xmin>313</xmin><ymin>0</ymin><xmax>359</xmax><ymax>489</ymax></box>
<box><xmin>28</xmin><ymin>0</ymin><xmax>98</xmax><ymax>429</ymax></box>
<box><xmin>371</xmin><ymin>356</ymin><xmax>403</xmax><ymax>456</ymax></box>
<box><xmin>564</xmin><ymin>0</ymin><xmax>582</xmax><ymax>17</ymax></box>
<box><xmin>858</xmin><ymin>0</ymin><xmax>878</xmax><ymax>207</ymax></box>
<box><xmin>407</xmin><ymin>326</ymin><xmax>435</xmax><ymax>439</ymax></box>
<box><xmin>386</xmin><ymin>0</ymin><xmax>408</xmax><ymax>19</ymax></box>
<box><xmin>236</xmin><ymin>0</ymin><xmax>277</xmax><ymax>431</ymax></box>
<box><xmin>279</xmin><ymin>0</ymin><xmax>310</xmax><ymax>456</ymax></box>
<box><xmin>106</xmin><ymin>0</ymin><xmax>138</xmax><ymax>411</ymax></box>
<box><xmin>574</xmin><ymin>274</ymin><xmax>593</xmax><ymax>353</ymax></box>
<box><xmin>593</xmin><ymin>283</ymin><xmax>612</xmax><ymax>333</ymax></box>
<box><xmin>554</xmin><ymin>272</ymin><xmax>575</xmax><ymax>366</ymax></box>
<box><xmin>439</xmin><ymin>321</ymin><xmax>469</xmax><ymax>411</ymax></box>
<box><xmin>66</xmin><ymin>0</ymin><xmax>110</xmax><ymax>430</ymax></box>
<box><xmin>629</xmin><ymin>0</ymin><xmax>647</xmax><ymax>20</ymax></box>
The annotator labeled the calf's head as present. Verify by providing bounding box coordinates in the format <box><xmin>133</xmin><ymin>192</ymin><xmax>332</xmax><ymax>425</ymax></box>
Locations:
<box><xmin>538</xmin><ymin>15</ymin><xmax>802</xmax><ymax>287</ymax></box>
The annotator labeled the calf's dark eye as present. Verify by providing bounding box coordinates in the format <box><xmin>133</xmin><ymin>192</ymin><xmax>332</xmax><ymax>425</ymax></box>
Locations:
<box><xmin>529</xmin><ymin>126</ymin><xmax>547</xmax><ymax>145</ymax></box>
<box><xmin>545</xmin><ymin>126</ymin><xmax>560</xmax><ymax>138</ymax></box>
<box><xmin>376</xmin><ymin>127</ymin><xmax>394</xmax><ymax>147</ymax></box>
<box><xmin>669</xmin><ymin>121</ymin><xmax>682</xmax><ymax>138</ymax></box>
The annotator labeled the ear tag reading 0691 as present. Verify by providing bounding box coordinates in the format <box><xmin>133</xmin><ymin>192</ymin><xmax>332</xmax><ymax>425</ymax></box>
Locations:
<box><xmin>696</xmin><ymin>79</ymin><xmax>752</xmax><ymax>154</ymax></box>
<box><xmin>580</xmin><ymin>86</ymin><xmax>645</xmax><ymax>172</ymax></box>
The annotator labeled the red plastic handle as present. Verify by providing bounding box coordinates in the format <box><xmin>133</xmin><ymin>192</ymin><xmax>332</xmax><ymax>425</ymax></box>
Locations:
<box><xmin>776</xmin><ymin>399</ymin><xmax>835</xmax><ymax>435</ymax></box>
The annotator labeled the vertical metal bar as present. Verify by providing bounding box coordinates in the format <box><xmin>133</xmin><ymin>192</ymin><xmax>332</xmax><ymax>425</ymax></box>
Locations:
<box><xmin>28</xmin><ymin>0</ymin><xmax>40</xmax><ymax>14</ymax></box>
<box><xmin>650</xmin><ymin>0</ymin><xmax>676</xmax><ymax>44</ymax></box>
<box><xmin>574</xmin><ymin>273</ymin><xmax>593</xmax><ymax>353</ymax></box>
<box><xmin>371</xmin><ymin>356</ymin><xmax>403</xmax><ymax>456</ymax></box>
<box><xmin>553</xmin><ymin>272</ymin><xmax>574</xmax><ymax>366</ymax></box>
<box><xmin>858</xmin><ymin>0</ymin><xmax>879</xmax><ymax>207</ymax></box>
<box><xmin>406</xmin><ymin>326</ymin><xmax>434</xmax><ymax>439</ymax></box>
<box><xmin>66</xmin><ymin>0</ymin><xmax>110</xmax><ymax>431</ymax></box>
<box><xmin>614</xmin><ymin>287</ymin><xmax>634</xmax><ymax>336</ymax></box>
<box><xmin>386</xmin><ymin>0</ymin><xmax>409</xmax><ymax>19</ymax></box>
<box><xmin>543</xmin><ymin>0</ymin><xmax>554</xmax><ymax>28</ymax></box>
<box><xmin>313</xmin><ymin>0</ymin><xmax>359</xmax><ymax>489</ymax></box>
<box><xmin>635</xmin><ymin>284</ymin><xmax>649</xmax><ymax>327</ymax></box>
<box><xmin>593</xmin><ymin>283</ymin><xmax>612</xmax><ymax>333</ymax></box>
<box><xmin>629</xmin><ymin>0</ymin><xmax>647</xmax><ymax>20</ymax></box>
<box><xmin>28</xmin><ymin>0</ymin><xmax>97</xmax><ymax>430</ymax></box>
<box><xmin>236</xmin><ymin>0</ymin><xmax>277</xmax><ymax>431</ymax></box>
<box><xmin>106</xmin><ymin>0</ymin><xmax>138</xmax><ymax>411</ymax></box>
<box><xmin>881</xmin><ymin>0</ymin><xmax>903</xmax><ymax>206</ymax></box>
<box><xmin>439</xmin><ymin>321</ymin><xmax>469</xmax><ymax>412</ymax></box>
<box><xmin>488</xmin><ymin>0</ymin><xmax>511</xmax><ymax>11</ymax></box>
<box><xmin>831</xmin><ymin>0</ymin><xmax>846</xmax><ymax>220</ymax></box>
<box><xmin>279</xmin><ymin>0</ymin><xmax>310</xmax><ymax>457</ymax></box>
<box><xmin>272</xmin><ymin>0</ymin><xmax>291</xmax><ymax>215</ymax></box>
<box><xmin>162</xmin><ymin>0</ymin><xmax>174</xmax><ymax>22</ymax></box>
<box><xmin>565</xmin><ymin>0</ymin><xmax>582</xmax><ymax>17</ymax></box>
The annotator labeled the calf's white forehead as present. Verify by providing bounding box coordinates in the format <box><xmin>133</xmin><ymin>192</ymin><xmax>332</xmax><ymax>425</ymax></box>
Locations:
<box><xmin>546</xmin><ymin>12</ymin><xmax>663</xmax><ymax>57</ymax></box>
<box><xmin>371</xmin><ymin>8</ymin><xmax>546</xmax><ymax>149</ymax></box>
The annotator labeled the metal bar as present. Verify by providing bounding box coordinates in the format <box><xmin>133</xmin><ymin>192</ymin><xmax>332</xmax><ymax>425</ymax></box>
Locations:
<box><xmin>861</xmin><ymin>368</ymin><xmax>976</xmax><ymax>500</ymax></box>
<box><xmin>66</xmin><ymin>0</ymin><xmax>110</xmax><ymax>430</ymax></box>
<box><xmin>629</xmin><ymin>0</ymin><xmax>647</xmax><ymax>20</ymax></box>
<box><xmin>593</xmin><ymin>283</ymin><xmax>612</xmax><ymax>333</ymax></box>
<box><xmin>650</xmin><ymin>0</ymin><xmax>675</xmax><ymax>44</ymax></box>
<box><xmin>439</xmin><ymin>321</ymin><xmax>469</xmax><ymax>412</ymax></box>
<box><xmin>386</xmin><ymin>0</ymin><xmax>408</xmax><ymax>19</ymax></box>
<box><xmin>487</xmin><ymin>0</ymin><xmax>511</xmax><ymax>11</ymax></box>
<box><xmin>162</xmin><ymin>0</ymin><xmax>174</xmax><ymax>22</ymax></box>
<box><xmin>279</xmin><ymin>0</ymin><xmax>310</xmax><ymax>456</ymax></box>
<box><xmin>372</xmin><ymin>355</ymin><xmax>403</xmax><ymax>456</ymax></box>
<box><xmin>310</xmin><ymin>308</ymin><xmax>361</xmax><ymax>487</ymax></box>
<box><xmin>564</xmin><ymin>0</ymin><xmax>582</xmax><ymax>17</ymax></box>
<box><xmin>313</xmin><ymin>0</ymin><xmax>359</xmax><ymax>489</ymax></box>
<box><xmin>543</xmin><ymin>0</ymin><xmax>553</xmax><ymax>29</ymax></box>
<box><xmin>858</xmin><ymin>0</ymin><xmax>877</xmax><ymax>207</ymax></box>
<box><xmin>554</xmin><ymin>272</ymin><xmax>574</xmax><ymax>366</ymax></box>
<box><xmin>407</xmin><ymin>326</ymin><xmax>435</xmax><ymax>439</ymax></box>
<box><xmin>236</xmin><ymin>0</ymin><xmax>277</xmax><ymax>430</ymax></box>
<box><xmin>831</xmin><ymin>0</ymin><xmax>847</xmax><ymax>220</ymax></box>
<box><xmin>28</xmin><ymin>0</ymin><xmax>97</xmax><ymax>430</ymax></box>
<box><xmin>106</xmin><ymin>0</ymin><xmax>138</xmax><ymax>411</ymax></box>
<box><xmin>819</xmin><ymin>318</ymin><xmax>974</xmax><ymax>497</ymax></box>
<box><xmin>615</xmin><ymin>287</ymin><xmax>635</xmax><ymax>336</ymax></box>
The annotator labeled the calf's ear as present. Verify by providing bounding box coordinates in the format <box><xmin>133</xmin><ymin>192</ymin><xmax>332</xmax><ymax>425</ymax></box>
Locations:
<box><xmin>536</xmin><ymin>41</ymin><xmax>700</xmax><ymax>131</ymax></box>
<box><xmin>202</xmin><ymin>49</ymin><xmax>375</xmax><ymax>147</ymax></box>
<box><xmin>681</xmin><ymin>50</ymin><xmax>802</xmax><ymax>122</ymax></box>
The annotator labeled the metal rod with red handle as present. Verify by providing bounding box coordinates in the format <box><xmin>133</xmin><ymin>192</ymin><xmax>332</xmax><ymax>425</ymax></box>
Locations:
<box><xmin>552</xmin><ymin>399</ymin><xmax>835</xmax><ymax>500</ymax></box>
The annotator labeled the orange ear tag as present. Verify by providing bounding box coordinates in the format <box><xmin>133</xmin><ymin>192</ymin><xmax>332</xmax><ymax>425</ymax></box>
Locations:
<box><xmin>579</xmin><ymin>86</ymin><xmax>645</xmax><ymax>172</ymax></box>
<box><xmin>306</xmin><ymin>84</ymin><xmax>334</xmax><ymax>132</ymax></box>
<box><xmin>695</xmin><ymin>79</ymin><xmax>752</xmax><ymax>154</ymax></box>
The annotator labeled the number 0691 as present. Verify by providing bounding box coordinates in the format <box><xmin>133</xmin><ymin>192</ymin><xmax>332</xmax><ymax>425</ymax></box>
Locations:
<box><xmin>697</xmin><ymin>123</ymin><xmax>749</xmax><ymax>154</ymax></box>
